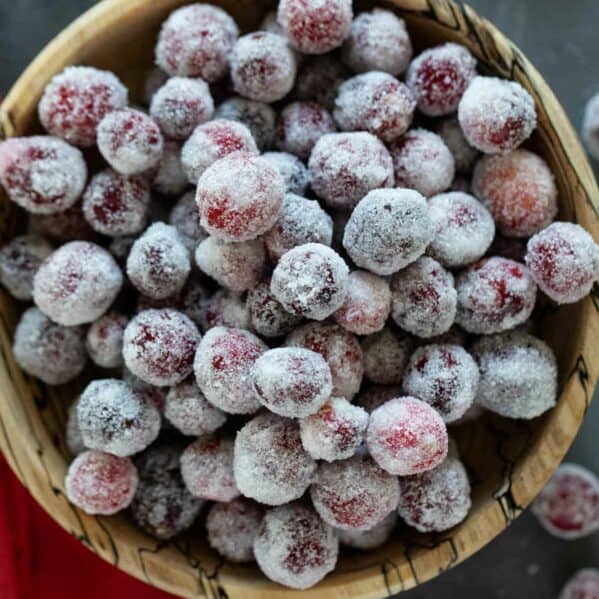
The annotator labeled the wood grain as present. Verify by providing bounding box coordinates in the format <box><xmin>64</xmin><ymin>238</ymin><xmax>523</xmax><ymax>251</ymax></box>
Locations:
<box><xmin>0</xmin><ymin>1</ymin><xmax>597</xmax><ymax>597</ymax></box>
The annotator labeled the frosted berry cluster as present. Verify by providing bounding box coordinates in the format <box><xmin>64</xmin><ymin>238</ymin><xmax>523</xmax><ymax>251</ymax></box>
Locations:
<box><xmin>1</xmin><ymin>1</ymin><xmax>597</xmax><ymax>592</ymax></box>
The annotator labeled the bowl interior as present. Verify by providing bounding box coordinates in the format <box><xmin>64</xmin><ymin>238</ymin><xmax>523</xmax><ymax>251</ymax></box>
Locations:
<box><xmin>0</xmin><ymin>1</ymin><xmax>598</xmax><ymax>598</ymax></box>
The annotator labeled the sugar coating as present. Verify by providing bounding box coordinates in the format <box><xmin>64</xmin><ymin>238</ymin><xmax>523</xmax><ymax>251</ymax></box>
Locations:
<box><xmin>356</xmin><ymin>385</ymin><xmax>402</xmax><ymax>413</ymax></box>
<box><xmin>264</xmin><ymin>193</ymin><xmax>333</xmax><ymax>262</ymax></box>
<box><xmin>155</xmin><ymin>4</ymin><xmax>239</xmax><ymax>82</ymax></box>
<box><xmin>77</xmin><ymin>378</ymin><xmax>160</xmax><ymax>456</ymax></box>
<box><xmin>254</xmin><ymin>503</ymin><xmax>338</xmax><ymax>590</ymax></box>
<box><xmin>362</xmin><ymin>328</ymin><xmax>412</xmax><ymax>385</ymax></box>
<box><xmin>337</xmin><ymin>511</ymin><xmax>397</xmax><ymax>550</ymax></box>
<box><xmin>164</xmin><ymin>377</ymin><xmax>227</xmax><ymax>436</ymax></box>
<box><xmin>132</xmin><ymin>444</ymin><xmax>203</xmax><ymax>540</ymax></box>
<box><xmin>38</xmin><ymin>66</ymin><xmax>128</xmax><ymax>147</ymax></box>
<box><xmin>150</xmin><ymin>76</ymin><xmax>214</xmax><ymax>140</ymax></box>
<box><xmin>532</xmin><ymin>463</ymin><xmax>599</xmax><ymax>540</ymax></box>
<box><xmin>367</xmin><ymin>397</ymin><xmax>448</xmax><ymax>476</ymax></box>
<box><xmin>276</xmin><ymin>101</ymin><xmax>336</xmax><ymax>160</ymax></box>
<box><xmin>66</xmin><ymin>450</ymin><xmax>138</xmax><ymax>515</ymax></box>
<box><xmin>234</xmin><ymin>412</ymin><xmax>317</xmax><ymax>505</ymax></box>
<box><xmin>286</xmin><ymin>322</ymin><xmax>364</xmax><ymax>400</ymax></box>
<box><xmin>294</xmin><ymin>55</ymin><xmax>349</xmax><ymax>110</ymax></box>
<box><xmin>559</xmin><ymin>569</ymin><xmax>599</xmax><ymax>599</ymax></box>
<box><xmin>195</xmin><ymin>236</ymin><xmax>265</xmax><ymax>292</ymax></box>
<box><xmin>299</xmin><ymin>397</ymin><xmax>368</xmax><ymax>462</ymax></box>
<box><xmin>152</xmin><ymin>141</ymin><xmax>188</xmax><ymax>196</ymax></box>
<box><xmin>402</xmin><ymin>344</ymin><xmax>479</xmax><ymax>423</ymax></box>
<box><xmin>271</xmin><ymin>243</ymin><xmax>349</xmax><ymax>320</ymax></box>
<box><xmin>438</xmin><ymin>117</ymin><xmax>479</xmax><ymax>173</ymax></box>
<box><xmin>0</xmin><ymin>136</ymin><xmax>87</xmax><ymax>214</ymax></box>
<box><xmin>206</xmin><ymin>498</ymin><xmax>263</xmax><ymax>563</ymax></box>
<box><xmin>261</xmin><ymin>152</ymin><xmax>310</xmax><ymax>195</ymax></box>
<box><xmin>309</xmin><ymin>132</ymin><xmax>394</xmax><ymax>210</ymax></box>
<box><xmin>0</xmin><ymin>234</ymin><xmax>53</xmax><ymax>301</ymax></box>
<box><xmin>390</xmin><ymin>257</ymin><xmax>457</xmax><ymax>338</ymax></box>
<box><xmin>277</xmin><ymin>0</ymin><xmax>352</xmax><ymax>55</ymax></box>
<box><xmin>427</xmin><ymin>191</ymin><xmax>495</xmax><ymax>268</ymax></box>
<box><xmin>180</xmin><ymin>436</ymin><xmax>239</xmax><ymax>501</ymax></box>
<box><xmin>86</xmin><ymin>311</ymin><xmax>128</xmax><ymax>368</ymax></box>
<box><xmin>458</xmin><ymin>76</ymin><xmax>537</xmax><ymax>154</ymax></box>
<box><xmin>97</xmin><ymin>108</ymin><xmax>164</xmax><ymax>175</ymax></box>
<box><xmin>33</xmin><ymin>241</ymin><xmax>123</xmax><ymax>326</ymax></box>
<box><xmin>168</xmin><ymin>190</ymin><xmax>208</xmax><ymax>253</ymax></box>
<box><xmin>472</xmin><ymin>150</ymin><xmax>558</xmax><ymax>238</ymax></box>
<box><xmin>334</xmin><ymin>270</ymin><xmax>391</xmax><ymax>335</ymax></box>
<box><xmin>214</xmin><ymin>97</ymin><xmax>276</xmax><ymax>151</ymax></box>
<box><xmin>231</xmin><ymin>32</ymin><xmax>297</xmax><ymax>103</ymax></box>
<box><xmin>194</xmin><ymin>326</ymin><xmax>266</xmax><ymax>414</ymax></box>
<box><xmin>28</xmin><ymin>202</ymin><xmax>97</xmax><ymax>243</ymax></box>
<box><xmin>389</xmin><ymin>128</ymin><xmax>455</xmax><ymax>197</ymax></box>
<box><xmin>123</xmin><ymin>308</ymin><xmax>200</xmax><ymax>386</ymax></box>
<box><xmin>127</xmin><ymin>222</ymin><xmax>191</xmax><ymax>299</ymax></box>
<box><xmin>471</xmin><ymin>330</ymin><xmax>557</xmax><ymax>419</ymax></box>
<box><xmin>248</xmin><ymin>278</ymin><xmax>303</xmax><ymax>338</ymax></box>
<box><xmin>311</xmin><ymin>454</ymin><xmax>400</xmax><ymax>530</ymax></box>
<box><xmin>196</xmin><ymin>289</ymin><xmax>251</xmax><ymax>332</ymax></box>
<box><xmin>334</xmin><ymin>71</ymin><xmax>416</xmax><ymax>142</ymax></box>
<box><xmin>397</xmin><ymin>456</ymin><xmax>471</xmax><ymax>532</ymax></box>
<box><xmin>66</xmin><ymin>399</ymin><xmax>86</xmax><ymax>455</ymax></box>
<box><xmin>13</xmin><ymin>307</ymin><xmax>86</xmax><ymax>385</ymax></box>
<box><xmin>143</xmin><ymin>67</ymin><xmax>168</xmax><ymax>105</ymax></box>
<box><xmin>252</xmin><ymin>347</ymin><xmax>332</xmax><ymax>417</ymax></box>
<box><xmin>525</xmin><ymin>222</ymin><xmax>599</xmax><ymax>304</ymax></box>
<box><xmin>406</xmin><ymin>43</ymin><xmax>476</xmax><ymax>117</ymax></box>
<box><xmin>82</xmin><ymin>169</ymin><xmax>150</xmax><ymax>236</ymax></box>
<box><xmin>582</xmin><ymin>92</ymin><xmax>599</xmax><ymax>161</ymax></box>
<box><xmin>197</xmin><ymin>151</ymin><xmax>284</xmax><ymax>242</ymax></box>
<box><xmin>181</xmin><ymin>119</ymin><xmax>258</xmax><ymax>184</ymax></box>
<box><xmin>455</xmin><ymin>257</ymin><xmax>537</xmax><ymax>334</ymax></box>
<box><xmin>342</xmin><ymin>9</ymin><xmax>412</xmax><ymax>76</ymax></box>
<box><xmin>343</xmin><ymin>188</ymin><xmax>432</xmax><ymax>276</ymax></box>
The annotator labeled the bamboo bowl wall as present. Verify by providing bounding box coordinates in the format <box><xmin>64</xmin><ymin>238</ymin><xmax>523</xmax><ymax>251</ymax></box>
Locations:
<box><xmin>0</xmin><ymin>1</ymin><xmax>598</xmax><ymax>598</ymax></box>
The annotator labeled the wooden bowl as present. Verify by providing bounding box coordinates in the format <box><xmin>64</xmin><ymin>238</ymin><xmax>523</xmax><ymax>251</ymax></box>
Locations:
<box><xmin>0</xmin><ymin>1</ymin><xmax>597</xmax><ymax>597</ymax></box>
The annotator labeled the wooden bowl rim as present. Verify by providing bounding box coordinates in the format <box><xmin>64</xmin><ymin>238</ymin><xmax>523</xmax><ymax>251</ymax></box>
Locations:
<box><xmin>0</xmin><ymin>1</ymin><xmax>598</xmax><ymax>598</ymax></box>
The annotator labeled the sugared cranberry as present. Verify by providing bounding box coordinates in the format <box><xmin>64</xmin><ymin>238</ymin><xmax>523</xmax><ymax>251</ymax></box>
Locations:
<box><xmin>33</xmin><ymin>241</ymin><xmax>123</xmax><ymax>326</ymax></box>
<box><xmin>458</xmin><ymin>76</ymin><xmax>537</xmax><ymax>154</ymax></box>
<box><xmin>38</xmin><ymin>66</ymin><xmax>127</xmax><ymax>147</ymax></box>
<box><xmin>261</xmin><ymin>152</ymin><xmax>310</xmax><ymax>195</ymax></box>
<box><xmin>168</xmin><ymin>190</ymin><xmax>208</xmax><ymax>253</ymax></box>
<box><xmin>123</xmin><ymin>308</ymin><xmax>200</xmax><ymax>386</ymax></box>
<box><xmin>525</xmin><ymin>222</ymin><xmax>599</xmax><ymax>304</ymax></box>
<box><xmin>152</xmin><ymin>140</ymin><xmax>189</xmax><ymax>196</ymax></box>
<box><xmin>86</xmin><ymin>311</ymin><xmax>128</xmax><ymax>368</ymax></box>
<box><xmin>277</xmin><ymin>0</ymin><xmax>352</xmax><ymax>55</ymax></box>
<box><xmin>294</xmin><ymin>55</ymin><xmax>349</xmax><ymax>110</ymax></box>
<box><xmin>455</xmin><ymin>257</ymin><xmax>537</xmax><ymax>334</ymax></box>
<box><xmin>28</xmin><ymin>202</ymin><xmax>98</xmax><ymax>243</ymax></box>
<box><xmin>82</xmin><ymin>169</ymin><xmax>150</xmax><ymax>236</ymax></box>
<box><xmin>196</xmin><ymin>289</ymin><xmax>251</xmax><ymax>332</ymax></box>
<box><xmin>334</xmin><ymin>71</ymin><xmax>416</xmax><ymax>142</ymax></box>
<box><xmin>362</xmin><ymin>328</ymin><xmax>412</xmax><ymax>385</ymax></box>
<box><xmin>252</xmin><ymin>347</ymin><xmax>333</xmax><ymax>417</ymax></box>
<box><xmin>471</xmin><ymin>330</ymin><xmax>557</xmax><ymax>419</ymax></box>
<box><xmin>234</xmin><ymin>412</ymin><xmax>317</xmax><ymax>505</ymax></box>
<box><xmin>0</xmin><ymin>136</ymin><xmax>87</xmax><ymax>214</ymax></box>
<box><xmin>309</xmin><ymin>132</ymin><xmax>394</xmax><ymax>210</ymax></box>
<box><xmin>337</xmin><ymin>511</ymin><xmax>397</xmax><ymax>550</ymax></box>
<box><xmin>66</xmin><ymin>450</ymin><xmax>138</xmax><ymax>515</ymax></box>
<box><xmin>155</xmin><ymin>4</ymin><xmax>239</xmax><ymax>82</ymax></box>
<box><xmin>194</xmin><ymin>326</ymin><xmax>266</xmax><ymax>414</ymax></box>
<box><xmin>406</xmin><ymin>43</ymin><xmax>476</xmax><ymax>116</ymax></box>
<box><xmin>437</xmin><ymin>117</ymin><xmax>479</xmax><ymax>173</ymax></box>
<box><xmin>13</xmin><ymin>307</ymin><xmax>86</xmax><ymax>385</ymax></box>
<box><xmin>559</xmin><ymin>569</ymin><xmax>599</xmax><ymax>599</ymax></box>
<box><xmin>197</xmin><ymin>151</ymin><xmax>284</xmax><ymax>242</ymax></box>
<box><xmin>343</xmin><ymin>188</ymin><xmax>432</xmax><ymax>275</ymax></box>
<box><xmin>366</xmin><ymin>396</ymin><xmax>448</xmax><ymax>475</ymax></box>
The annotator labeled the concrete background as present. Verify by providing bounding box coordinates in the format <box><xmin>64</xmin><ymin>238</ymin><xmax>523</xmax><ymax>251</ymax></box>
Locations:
<box><xmin>0</xmin><ymin>1</ymin><xmax>598</xmax><ymax>597</ymax></box>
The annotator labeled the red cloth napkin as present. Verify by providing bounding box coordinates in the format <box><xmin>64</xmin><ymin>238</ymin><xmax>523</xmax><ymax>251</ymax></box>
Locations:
<box><xmin>0</xmin><ymin>456</ymin><xmax>177</xmax><ymax>599</ymax></box>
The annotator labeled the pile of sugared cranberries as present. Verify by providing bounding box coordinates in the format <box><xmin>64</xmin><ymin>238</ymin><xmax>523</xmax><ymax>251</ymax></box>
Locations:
<box><xmin>2</xmin><ymin>1</ymin><xmax>598</xmax><ymax>591</ymax></box>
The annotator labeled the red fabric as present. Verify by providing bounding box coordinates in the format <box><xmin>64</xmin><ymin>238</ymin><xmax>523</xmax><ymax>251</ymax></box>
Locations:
<box><xmin>0</xmin><ymin>456</ymin><xmax>176</xmax><ymax>599</ymax></box>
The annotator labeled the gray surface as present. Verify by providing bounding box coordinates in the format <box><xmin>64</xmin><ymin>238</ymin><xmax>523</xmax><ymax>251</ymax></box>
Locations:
<box><xmin>0</xmin><ymin>1</ymin><xmax>597</xmax><ymax>597</ymax></box>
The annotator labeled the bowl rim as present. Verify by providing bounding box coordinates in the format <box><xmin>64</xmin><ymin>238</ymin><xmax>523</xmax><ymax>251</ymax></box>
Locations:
<box><xmin>0</xmin><ymin>1</ymin><xmax>598</xmax><ymax>598</ymax></box>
